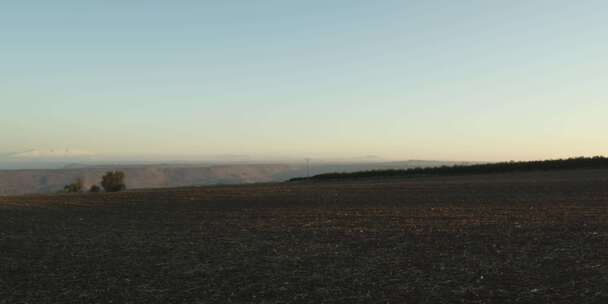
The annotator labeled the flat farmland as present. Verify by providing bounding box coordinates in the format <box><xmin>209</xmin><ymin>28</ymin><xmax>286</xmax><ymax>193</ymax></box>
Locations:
<box><xmin>1</xmin><ymin>170</ymin><xmax>608</xmax><ymax>303</ymax></box>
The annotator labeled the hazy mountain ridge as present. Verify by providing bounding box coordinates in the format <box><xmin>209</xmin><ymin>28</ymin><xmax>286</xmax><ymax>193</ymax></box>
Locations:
<box><xmin>9</xmin><ymin>149</ymin><xmax>97</xmax><ymax>159</ymax></box>
<box><xmin>0</xmin><ymin>164</ymin><xmax>291</xmax><ymax>196</ymax></box>
<box><xmin>0</xmin><ymin>160</ymin><xmax>470</xmax><ymax>196</ymax></box>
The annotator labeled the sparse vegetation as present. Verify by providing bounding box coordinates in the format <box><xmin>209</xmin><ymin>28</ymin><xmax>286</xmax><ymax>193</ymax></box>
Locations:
<box><xmin>89</xmin><ymin>185</ymin><xmax>101</xmax><ymax>193</ymax></box>
<box><xmin>291</xmin><ymin>156</ymin><xmax>608</xmax><ymax>181</ymax></box>
<box><xmin>101</xmin><ymin>171</ymin><xmax>126</xmax><ymax>192</ymax></box>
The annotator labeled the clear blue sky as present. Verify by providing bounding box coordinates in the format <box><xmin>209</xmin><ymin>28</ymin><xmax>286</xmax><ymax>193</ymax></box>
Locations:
<box><xmin>2</xmin><ymin>1</ymin><xmax>607</xmax><ymax>161</ymax></box>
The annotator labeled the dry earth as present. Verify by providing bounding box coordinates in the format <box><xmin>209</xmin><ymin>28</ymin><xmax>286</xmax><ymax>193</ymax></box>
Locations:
<box><xmin>1</xmin><ymin>169</ymin><xmax>608</xmax><ymax>303</ymax></box>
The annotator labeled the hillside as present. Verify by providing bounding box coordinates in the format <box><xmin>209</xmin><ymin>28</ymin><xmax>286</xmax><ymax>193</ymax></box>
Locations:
<box><xmin>292</xmin><ymin>156</ymin><xmax>608</xmax><ymax>181</ymax></box>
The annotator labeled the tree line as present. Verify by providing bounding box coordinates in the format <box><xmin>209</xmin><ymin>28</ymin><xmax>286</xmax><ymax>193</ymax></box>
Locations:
<box><xmin>290</xmin><ymin>156</ymin><xmax>608</xmax><ymax>182</ymax></box>
<box><xmin>64</xmin><ymin>171</ymin><xmax>126</xmax><ymax>193</ymax></box>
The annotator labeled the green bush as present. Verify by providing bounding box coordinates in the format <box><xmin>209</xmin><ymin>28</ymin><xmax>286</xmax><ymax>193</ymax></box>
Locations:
<box><xmin>101</xmin><ymin>171</ymin><xmax>126</xmax><ymax>192</ymax></box>
<box><xmin>64</xmin><ymin>178</ymin><xmax>83</xmax><ymax>193</ymax></box>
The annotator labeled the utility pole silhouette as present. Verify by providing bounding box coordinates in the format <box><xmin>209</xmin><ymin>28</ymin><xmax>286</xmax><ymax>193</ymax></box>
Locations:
<box><xmin>305</xmin><ymin>158</ymin><xmax>311</xmax><ymax>178</ymax></box>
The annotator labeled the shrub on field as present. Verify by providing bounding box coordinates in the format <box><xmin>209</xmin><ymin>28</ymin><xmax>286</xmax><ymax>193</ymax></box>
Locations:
<box><xmin>101</xmin><ymin>171</ymin><xmax>126</xmax><ymax>192</ymax></box>
<box><xmin>89</xmin><ymin>185</ymin><xmax>101</xmax><ymax>193</ymax></box>
<box><xmin>64</xmin><ymin>178</ymin><xmax>84</xmax><ymax>193</ymax></box>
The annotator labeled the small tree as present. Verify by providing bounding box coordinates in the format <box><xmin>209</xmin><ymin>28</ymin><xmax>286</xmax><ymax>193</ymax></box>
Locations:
<box><xmin>89</xmin><ymin>185</ymin><xmax>101</xmax><ymax>193</ymax></box>
<box><xmin>101</xmin><ymin>171</ymin><xmax>126</xmax><ymax>192</ymax></box>
<box><xmin>64</xmin><ymin>178</ymin><xmax>84</xmax><ymax>193</ymax></box>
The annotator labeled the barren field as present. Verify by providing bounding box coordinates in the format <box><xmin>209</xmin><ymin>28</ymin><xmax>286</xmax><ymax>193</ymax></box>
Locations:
<box><xmin>1</xmin><ymin>169</ymin><xmax>608</xmax><ymax>303</ymax></box>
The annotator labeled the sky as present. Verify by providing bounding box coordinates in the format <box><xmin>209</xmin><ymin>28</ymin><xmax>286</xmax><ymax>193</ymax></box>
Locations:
<box><xmin>1</xmin><ymin>0</ymin><xmax>607</xmax><ymax>162</ymax></box>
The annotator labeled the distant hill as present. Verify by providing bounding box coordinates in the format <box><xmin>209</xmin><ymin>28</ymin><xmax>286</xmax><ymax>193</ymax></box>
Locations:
<box><xmin>0</xmin><ymin>160</ymin><xmax>467</xmax><ymax>195</ymax></box>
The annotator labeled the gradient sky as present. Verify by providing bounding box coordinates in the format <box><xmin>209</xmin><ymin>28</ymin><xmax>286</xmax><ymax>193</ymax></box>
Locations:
<box><xmin>1</xmin><ymin>1</ymin><xmax>607</xmax><ymax>161</ymax></box>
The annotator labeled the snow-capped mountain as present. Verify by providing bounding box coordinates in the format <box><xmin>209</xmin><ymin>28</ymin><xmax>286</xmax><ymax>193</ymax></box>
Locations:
<box><xmin>9</xmin><ymin>149</ymin><xmax>97</xmax><ymax>159</ymax></box>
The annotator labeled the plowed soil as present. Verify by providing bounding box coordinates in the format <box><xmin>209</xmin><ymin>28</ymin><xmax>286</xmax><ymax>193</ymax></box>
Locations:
<box><xmin>1</xmin><ymin>170</ymin><xmax>608</xmax><ymax>303</ymax></box>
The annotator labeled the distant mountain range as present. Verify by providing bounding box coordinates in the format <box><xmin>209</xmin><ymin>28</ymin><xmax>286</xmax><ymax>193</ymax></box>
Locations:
<box><xmin>0</xmin><ymin>149</ymin><xmax>99</xmax><ymax>170</ymax></box>
<box><xmin>9</xmin><ymin>149</ymin><xmax>97</xmax><ymax>159</ymax></box>
<box><xmin>0</xmin><ymin>160</ymin><xmax>473</xmax><ymax>196</ymax></box>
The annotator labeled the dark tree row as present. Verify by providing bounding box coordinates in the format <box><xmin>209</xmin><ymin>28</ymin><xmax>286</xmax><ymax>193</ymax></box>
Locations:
<box><xmin>290</xmin><ymin>156</ymin><xmax>608</xmax><ymax>182</ymax></box>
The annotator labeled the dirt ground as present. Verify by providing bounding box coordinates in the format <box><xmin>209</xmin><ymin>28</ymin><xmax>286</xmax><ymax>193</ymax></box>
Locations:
<box><xmin>1</xmin><ymin>169</ymin><xmax>608</xmax><ymax>303</ymax></box>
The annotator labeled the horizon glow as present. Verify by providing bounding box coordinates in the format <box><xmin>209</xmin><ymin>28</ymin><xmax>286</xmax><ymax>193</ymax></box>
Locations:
<box><xmin>2</xmin><ymin>1</ymin><xmax>607</xmax><ymax>162</ymax></box>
